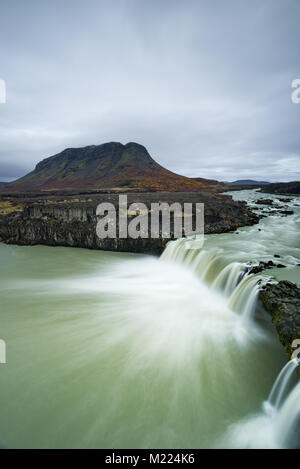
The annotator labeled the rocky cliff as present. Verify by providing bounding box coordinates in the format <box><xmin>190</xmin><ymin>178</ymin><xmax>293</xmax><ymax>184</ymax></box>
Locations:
<box><xmin>0</xmin><ymin>191</ymin><xmax>259</xmax><ymax>254</ymax></box>
<box><xmin>260</xmin><ymin>281</ymin><xmax>300</xmax><ymax>359</ymax></box>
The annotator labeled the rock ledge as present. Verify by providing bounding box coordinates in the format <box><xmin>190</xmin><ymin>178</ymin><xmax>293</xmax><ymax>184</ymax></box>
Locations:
<box><xmin>260</xmin><ymin>280</ymin><xmax>300</xmax><ymax>358</ymax></box>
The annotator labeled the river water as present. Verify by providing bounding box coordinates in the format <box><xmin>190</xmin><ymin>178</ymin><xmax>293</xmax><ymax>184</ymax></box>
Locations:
<box><xmin>0</xmin><ymin>189</ymin><xmax>299</xmax><ymax>448</ymax></box>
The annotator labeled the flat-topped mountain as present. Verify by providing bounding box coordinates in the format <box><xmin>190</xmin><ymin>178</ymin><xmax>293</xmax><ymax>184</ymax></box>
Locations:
<box><xmin>2</xmin><ymin>142</ymin><xmax>213</xmax><ymax>192</ymax></box>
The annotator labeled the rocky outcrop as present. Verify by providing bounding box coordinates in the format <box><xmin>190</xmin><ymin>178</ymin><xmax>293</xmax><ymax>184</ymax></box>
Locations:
<box><xmin>256</xmin><ymin>199</ymin><xmax>273</xmax><ymax>205</ymax></box>
<box><xmin>279</xmin><ymin>210</ymin><xmax>294</xmax><ymax>215</ymax></box>
<box><xmin>247</xmin><ymin>260</ymin><xmax>287</xmax><ymax>275</ymax></box>
<box><xmin>0</xmin><ymin>191</ymin><xmax>260</xmax><ymax>255</ymax></box>
<box><xmin>260</xmin><ymin>281</ymin><xmax>300</xmax><ymax>359</ymax></box>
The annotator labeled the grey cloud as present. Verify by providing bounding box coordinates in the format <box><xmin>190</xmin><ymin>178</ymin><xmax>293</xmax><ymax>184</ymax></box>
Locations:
<box><xmin>0</xmin><ymin>0</ymin><xmax>299</xmax><ymax>182</ymax></box>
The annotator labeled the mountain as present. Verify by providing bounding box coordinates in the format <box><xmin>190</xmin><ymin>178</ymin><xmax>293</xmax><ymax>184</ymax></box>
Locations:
<box><xmin>260</xmin><ymin>181</ymin><xmax>300</xmax><ymax>195</ymax></box>
<box><xmin>224</xmin><ymin>180</ymin><xmax>270</xmax><ymax>186</ymax></box>
<box><xmin>2</xmin><ymin>142</ymin><xmax>214</xmax><ymax>192</ymax></box>
<box><xmin>194</xmin><ymin>177</ymin><xmax>221</xmax><ymax>185</ymax></box>
<box><xmin>0</xmin><ymin>182</ymin><xmax>8</xmax><ymax>186</ymax></box>
<box><xmin>193</xmin><ymin>177</ymin><xmax>226</xmax><ymax>191</ymax></box>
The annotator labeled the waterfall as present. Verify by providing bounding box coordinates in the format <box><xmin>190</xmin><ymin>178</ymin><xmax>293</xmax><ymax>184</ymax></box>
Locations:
<box><xmin>274</xmin><ymin>379</ymin><xmax>300</xmax><ymax>448</ymax></box>
<box><xmin>267</xmin><ymin>358</ymin><xmax>299</xmax><ymax>409</ymax></box>
<box><xmin>161</xmin><ymin>238</ymin><xmax>300</xmax><ymax>448</ymax></box>
<box><xmin>228</xmin><ymin>275</ymin><xmax>261</xmax><ymax>321</ymax></box>
<box><xmin>161</xmin><ymin>238</ymin><xmax>262</xmax><ymax>321</ymax></box>
<box><xmin>221</xmin><ymin>359</ymin><xmax>300</xmax><ymax>448</ymax></box>
<box><xmin>259</xmin><ymin>360</ymin><xmax>300</xmax><ymax>448</ymax></box>
<box><xmin>161</xmin><ymin>239</ymin><xmax>226</xmax><ymax>283</ymax></box>
<box><xmin>212</xmin><ymin>262</ymin><xmax>246</xmax><ymax>296</ymax></box>
<box><xmin>1</xmin><ymin>187</ymin><xmax>299</xmax><ymax>449</ymax></box>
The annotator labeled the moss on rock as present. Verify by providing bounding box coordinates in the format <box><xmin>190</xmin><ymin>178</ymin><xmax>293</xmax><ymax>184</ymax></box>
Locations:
<box><xmin>260</xmin><ymin>281</ymin><xmax>300</xmax><ymax>359</ymax></box>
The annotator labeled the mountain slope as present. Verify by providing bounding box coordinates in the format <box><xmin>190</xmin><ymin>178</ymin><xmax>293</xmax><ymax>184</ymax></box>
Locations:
<box><xmin>193</xmin><ymin>177</ymin><xmax>226</xmax><ymax>191</ymax></box>
<box><xmin>3</xmin><ymin>142</ymin><xmax>212</xmax><ymax>192</ymax></box>
<box><xmin>260</xmin><ymin>181</ymin><xmax>300</xmax><ymax>195</ymax></box>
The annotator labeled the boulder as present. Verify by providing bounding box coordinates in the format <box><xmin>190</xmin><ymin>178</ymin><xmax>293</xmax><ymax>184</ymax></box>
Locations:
<box><xmin>260</xmin><ymin>281</ymin><xmax>300</xmax><ymax>358</ymax></box>
<box><xmin>256</xmin><ymin>199</ymin><xmax>273</xmax><ymax>205</ymax></box>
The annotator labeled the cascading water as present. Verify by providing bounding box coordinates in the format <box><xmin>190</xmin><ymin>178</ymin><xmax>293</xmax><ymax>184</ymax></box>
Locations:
<box><xmin>0</xmin><ymin>189</ymin><xmax>298</xmax><ymax>448</ymax></box>
<box><xmin>267</xmin><ymin>359</ymin><xmax>299</xmax><ymax>409</ymax></box>
<box><xmin>228</xmin><ymin>275</ymin><xmax>261</xmax><ymax>321</ymax></box>
<box><xmin>274</xmin><ymin>378</ymin><xmax>300</xmax><ymax>448</ymax></box>
<box><xmin>0</xmin><ymin>239</ymin><xmax>285</xmax><ymax>449</ymax></box>
<box><xmin>212</xmin><ymin>262</ymin><xmax>246</xmax><ymax>296</ymax></box>
<box><xmin>160</xmin><ymin>234</ymin><xmax>300</xmax><ymax>448</ymax></box>
<box><xmin>221</xmin><ymin>360</ymin><xmax>300</xmax><ymax>449</ymax></box>
<box><xmin>161</xmin><ymin>237</ymin><xmax>262</xmax><ymax>322</ymax></box>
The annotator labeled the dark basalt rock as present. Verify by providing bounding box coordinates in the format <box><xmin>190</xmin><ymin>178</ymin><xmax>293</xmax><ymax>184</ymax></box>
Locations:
<box><xmin>247</xmin><ymin>260</ymin><xmax>274</xmax><ymax>274</ymax></box>
<box><xmin>0</xmin><ymin>191</ymin><xmax>260</xmax><ymax>255</ymax></box>
<box><xmin>260</xmin><ymin>281</ymin><xmax>300</xmax><ymax>358</ymax></box>
<box><xmin>247</xmin><ymin>260</ymin><xmax>287</xmax><ymax>274</ymax></box>
<box><xmin>256</xmin><ymin>199</ymin><xmax>273</xmax><ymax>205</ymax></box>
<box><xmin>279</xmin><ymin>210</ymin><xmax>294</xmax><ymax>215</ymax></box>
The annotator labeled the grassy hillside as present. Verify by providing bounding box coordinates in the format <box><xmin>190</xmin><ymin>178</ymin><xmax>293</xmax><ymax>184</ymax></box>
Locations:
<box><xmin>3</xmin><ymin>142</ymin><xmax>214</xmax><ymax>192</ymax></box>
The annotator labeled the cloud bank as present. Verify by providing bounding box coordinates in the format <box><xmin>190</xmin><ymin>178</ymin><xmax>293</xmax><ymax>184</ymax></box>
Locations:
<box><xmin>0</xmin><ymin>0</ymin><xmax>299</xmax><ymax>182</ymax></box>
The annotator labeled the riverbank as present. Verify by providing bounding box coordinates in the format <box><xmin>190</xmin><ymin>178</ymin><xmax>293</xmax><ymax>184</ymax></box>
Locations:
<box><xmin>0</xmin><ymin>191</ymin><xmax>259</xmax><ymax>254</ymax></box>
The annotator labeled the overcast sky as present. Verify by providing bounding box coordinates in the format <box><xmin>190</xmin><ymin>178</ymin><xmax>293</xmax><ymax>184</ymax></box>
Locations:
<box><xmin>0</xmin><ymin>0</ymin><xmax>300</xmax><ymax>182</ymax></box>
